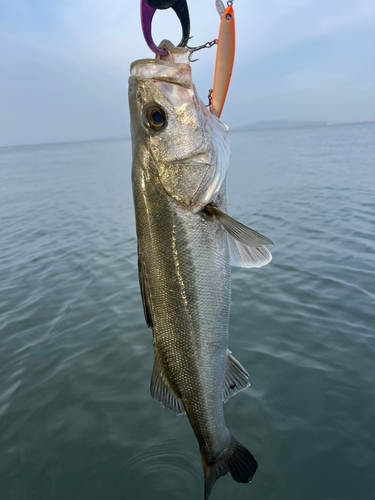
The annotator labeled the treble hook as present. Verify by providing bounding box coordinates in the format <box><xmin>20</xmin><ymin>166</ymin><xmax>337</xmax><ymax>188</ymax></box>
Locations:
<box><xmin>185</xmin><ymin>38</ymin><xmax>218</xmax><ymax>62</ymax></box>
<box><xmin>140</xmin><ymin>0</ymin><xmax>191</xmax><ymax>55</ymax></box>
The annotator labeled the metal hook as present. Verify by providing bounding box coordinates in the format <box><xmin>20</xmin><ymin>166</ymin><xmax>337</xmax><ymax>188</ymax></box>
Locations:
<box><xmin>206</xmin><ymin>89</ymin><xmax>213</xmax><ymax>108</ymax></box>
<box><xmin>186</xmin><ymin>38</ymin><xmax>218</xmax><ymax>62</ymax></box>
<box><xmin>140</xmin><ymin>0</ymin><xmax>190</xmax><ymax>55</ymax></box>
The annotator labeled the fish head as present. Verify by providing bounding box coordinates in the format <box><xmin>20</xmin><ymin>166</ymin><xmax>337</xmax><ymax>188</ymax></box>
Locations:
<box><xmin>129</xmin><ymin>43</ymin><xmax>230</xmax><ymax>208</ymax></box>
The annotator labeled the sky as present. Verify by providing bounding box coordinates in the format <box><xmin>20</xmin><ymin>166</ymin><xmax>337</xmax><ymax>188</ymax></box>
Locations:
<box><xmin>0</xmin><ymin>0</ymin><xmax>374</xmax><ymax>146</ymax></box>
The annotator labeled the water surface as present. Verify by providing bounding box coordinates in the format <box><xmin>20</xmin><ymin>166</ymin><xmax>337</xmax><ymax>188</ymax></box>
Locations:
<box><xmin>1</xmin><ymin>123</ymin><xmax>374</xmax><ymax>499</ymax></box>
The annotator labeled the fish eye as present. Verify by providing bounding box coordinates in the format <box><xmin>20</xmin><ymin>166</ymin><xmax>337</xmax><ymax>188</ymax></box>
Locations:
<box><xmin>144</xmin><ymin>106</ymin><xmax>167</xmax><ymax>132</ymax></box>
<box><xmin>225</xmin><ymin>13</ymin><xmax>232</xmax><ymax>20</ymax></box>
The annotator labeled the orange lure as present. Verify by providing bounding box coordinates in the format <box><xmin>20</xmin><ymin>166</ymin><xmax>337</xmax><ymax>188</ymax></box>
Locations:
<box><xmin>211</xmin><ymin>1</ymin><xmax>235</xmax><ymax>118</ymax></box>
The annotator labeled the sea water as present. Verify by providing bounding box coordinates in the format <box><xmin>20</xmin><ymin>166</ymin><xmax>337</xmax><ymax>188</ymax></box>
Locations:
<box><xmin>0</xmin><ymin>123</ymin><xmax>374</xmax><ymax>499</ymax></box>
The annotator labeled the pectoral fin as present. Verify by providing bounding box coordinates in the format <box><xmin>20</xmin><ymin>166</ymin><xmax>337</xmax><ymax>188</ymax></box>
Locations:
<box><xmin>205</xmin><ymin>205</ymin><xmax>274</xmax><ymax>247</ymax></box>
<box><xmin>227</xmin><ymin>234</ymin><xmax>272</xmax><ymax>268</ymax></box>
<box><xmin>150</xmin><ymin>347</ymin><xmax>185</xmax><ymax>415</ymax></box>
<box><xmin>223</xmin><ymin>350</ymin><xmax>250</xmax><ymax>402</ymax></box>
<box><xmin>205</xmin><ymin>205</ymin><xmax>273</xmax><ymax>268</ymax></box>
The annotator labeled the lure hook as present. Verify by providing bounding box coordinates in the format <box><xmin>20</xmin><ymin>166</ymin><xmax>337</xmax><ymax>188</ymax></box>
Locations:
<box><xmin>186</xmin><ymin>38</ymin><xmax>218</xmax><ymax>62</ymax></box>
<box><xmin>206</xmin><ymin>89</ymin><xmax>213</xmax><ymax>108</ymax></box>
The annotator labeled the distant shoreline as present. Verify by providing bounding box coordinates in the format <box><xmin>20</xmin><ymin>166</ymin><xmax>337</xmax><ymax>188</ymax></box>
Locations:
<box><xmin>0</xmin><ymin>136</ymin><xmax>129</xmax><ymax>150</ymax></box>
<box><xmin>230</xmin><ymin>119</ymin><xmax>375</xmax><ymax>133</ymax></box>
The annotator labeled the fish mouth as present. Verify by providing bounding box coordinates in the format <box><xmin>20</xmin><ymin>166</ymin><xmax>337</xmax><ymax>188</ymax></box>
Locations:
<box><xmin>130</xmin><ymin>57</ymin><xmax>193</xmax><ymax>89</ymax></box>
<box><xmin>173</xmin><ymin>152</ymin><xmax>212</xmax><ymax>165</ymax></box>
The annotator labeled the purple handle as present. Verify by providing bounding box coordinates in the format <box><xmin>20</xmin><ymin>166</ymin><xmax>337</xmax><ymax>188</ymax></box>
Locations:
<box><xmin>141</xmin><ymin>0</ymin><xmax>168</xmax><ymax>55</ymax></box>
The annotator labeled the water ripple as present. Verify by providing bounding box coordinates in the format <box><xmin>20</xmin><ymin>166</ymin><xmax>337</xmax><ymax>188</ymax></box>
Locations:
<box><xmin>1</xmin><ymin>128</ymin><xmax>375</xmax><ymax>499</ymax></box>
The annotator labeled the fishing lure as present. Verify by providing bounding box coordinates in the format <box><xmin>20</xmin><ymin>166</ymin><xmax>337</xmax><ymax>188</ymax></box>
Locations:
<box><xmin>211</xmin><ymin>0</ymin><xmax>235</xmax><ymax>118</ymax></box>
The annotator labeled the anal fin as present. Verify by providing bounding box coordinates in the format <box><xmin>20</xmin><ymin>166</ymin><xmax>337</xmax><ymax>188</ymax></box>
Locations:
<box><xmin>223</xmin><ymin>350</ymin><xmax>250</xmax><ymax>403</ymax></box>
<box><xmin>150</xmin><ymin>347</ymin><xmax>185</xmax><ymax>415</ymax></box>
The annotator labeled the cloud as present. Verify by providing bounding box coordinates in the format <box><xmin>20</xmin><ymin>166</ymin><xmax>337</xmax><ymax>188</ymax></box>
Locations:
<box><xmin>0</xmin><ymin>0</ymin><xmax>374</xmax><ymax>145</ymax></box>
<box><xmin>236</xmin><ymin>0</ymin><xmax>375</xmax><ymax>59</ymax></box>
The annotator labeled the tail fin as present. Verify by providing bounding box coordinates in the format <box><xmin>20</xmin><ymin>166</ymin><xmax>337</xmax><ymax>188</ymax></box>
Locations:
<box><xmin>203</xmin><ymin>435</ymin><xmax>258</xmax><ymax>500</ymax></box>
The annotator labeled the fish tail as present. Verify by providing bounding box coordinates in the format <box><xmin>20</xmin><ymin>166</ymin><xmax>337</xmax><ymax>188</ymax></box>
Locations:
<box><xmin>203</xmin><ymin>435</ymin><xmax>258</xmax><ymax>500</ymax></box>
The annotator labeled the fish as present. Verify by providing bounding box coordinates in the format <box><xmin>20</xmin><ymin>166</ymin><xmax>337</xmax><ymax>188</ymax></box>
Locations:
<box><xmin>129</xmin><ymin>40</ymin><xmax>273</xmax><ymax>499</ymax></box>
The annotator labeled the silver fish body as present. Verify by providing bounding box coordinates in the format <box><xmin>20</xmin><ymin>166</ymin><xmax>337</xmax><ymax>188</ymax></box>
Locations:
<box><xmin>129</xmin><ymin>43</ymin><xmax>259</xmax><ymax>498</ymax></box>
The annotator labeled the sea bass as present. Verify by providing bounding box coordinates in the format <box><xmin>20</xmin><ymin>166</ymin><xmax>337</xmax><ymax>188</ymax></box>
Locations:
<box><xmin>129</xmin><ymin>41</ymin><xmax>273</xmax><ymax>499</ymax></box>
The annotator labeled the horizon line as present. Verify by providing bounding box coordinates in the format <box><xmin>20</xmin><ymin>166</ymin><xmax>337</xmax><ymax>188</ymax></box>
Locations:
<box><xmin>1</xmin><ymin>119</ymin><xmax>374</xmax><ymax>149</ymax></box>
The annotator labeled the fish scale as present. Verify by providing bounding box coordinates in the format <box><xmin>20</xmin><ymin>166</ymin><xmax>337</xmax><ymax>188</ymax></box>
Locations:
<box><xmin>134</xmin><ymin>175</ymin><xmax>230</xmax><ymax>459</ymax></box>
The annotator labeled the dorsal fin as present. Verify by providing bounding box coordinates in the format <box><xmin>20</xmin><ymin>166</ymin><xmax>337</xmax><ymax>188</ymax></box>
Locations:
<box><xmin>137</xmin><ymin>247</ymin><xmax>153</xmax><ymax>328</ymax></box>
